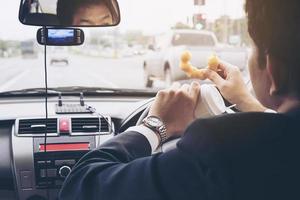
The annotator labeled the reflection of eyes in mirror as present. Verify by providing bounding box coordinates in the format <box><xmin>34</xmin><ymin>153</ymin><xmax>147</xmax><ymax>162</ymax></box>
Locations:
<box><xmin>72</xmin><ymin>4</ymin><xmax>113</xmax><ymax>26</ymax></box>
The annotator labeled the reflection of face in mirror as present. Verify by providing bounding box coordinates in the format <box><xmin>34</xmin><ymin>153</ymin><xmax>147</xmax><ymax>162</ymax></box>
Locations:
<box><xmin>57</xmin><ymin>0</ymin><xmax>119</xmax><ymax>26</ymax></box>
<box><xmin>73</xmin><ymin>3</ymin><xmax>113</xmax><ymax>26</ymax></box>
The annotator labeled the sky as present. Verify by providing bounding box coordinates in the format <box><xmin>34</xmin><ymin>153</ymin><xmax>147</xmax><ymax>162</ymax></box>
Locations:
<box><xmin>0</xmin><ymin>0</ymin><xmax>245</xmax><ymax>40</ymax></box>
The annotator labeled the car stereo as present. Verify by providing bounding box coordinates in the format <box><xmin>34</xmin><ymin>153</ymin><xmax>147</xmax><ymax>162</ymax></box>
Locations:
<box><xmin>33</xmin><ymin>137</ymin><xmax>95</xmax><ymax>189</ymax></box>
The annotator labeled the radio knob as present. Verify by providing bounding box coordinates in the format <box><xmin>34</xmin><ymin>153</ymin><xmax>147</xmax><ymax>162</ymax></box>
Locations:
<box><xmin>59</xmin><ymin>166</ymin><xmax>71</xmax><ymax>178</ymax></box>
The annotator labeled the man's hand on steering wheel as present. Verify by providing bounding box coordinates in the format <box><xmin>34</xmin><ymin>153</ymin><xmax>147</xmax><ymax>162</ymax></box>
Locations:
<box><xmin>148</xmin><ymin>81</ymin><xmax>200</xmax><ymax>139</ymax></box>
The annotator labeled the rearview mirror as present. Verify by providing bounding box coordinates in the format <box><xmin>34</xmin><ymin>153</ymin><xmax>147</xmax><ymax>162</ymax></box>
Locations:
<box><xmin>37</xmin><ymin>28</ymin><xmax>84</xmax><ymax>46</ymax></box>
<box><xmin>19</xmin><ymin>0</ymin><xmax>121</xmax><ymax>27</ymax></box>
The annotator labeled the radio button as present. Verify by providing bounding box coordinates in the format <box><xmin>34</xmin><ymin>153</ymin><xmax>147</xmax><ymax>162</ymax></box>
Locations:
<box><xmin>40</xmin><ymin>169</ymin><xmax>57</xmax><ymax>178</ymax></box>
<box><xmin>40</xmin><ymin>169</ymin><xmax>46</xmax><ymax>178</ymax></box>
<box><xmin>37</xmin><ymin>160</ymin><xmax>51</xmax><ymax>166</ymax></box>
<box><xmin>47</xmin><ymin>169</ymin><xmax>57</xmax><ymax>177</ymax></box>
<box><xmin>59</xmin><ymin>166</ymin><xmax>71</xmax><ymax>178</ymax></box>
<box><xmin>55</xmin><ymin>159</ymin><xmax>75</xmax><ymax>166</ymax></box>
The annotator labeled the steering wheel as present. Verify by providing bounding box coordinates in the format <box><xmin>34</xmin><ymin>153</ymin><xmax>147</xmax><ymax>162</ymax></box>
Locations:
<box><xmin>135</xmin><ymin>84</ymin><xmax>236</xmax><ymax>153</ymax></box>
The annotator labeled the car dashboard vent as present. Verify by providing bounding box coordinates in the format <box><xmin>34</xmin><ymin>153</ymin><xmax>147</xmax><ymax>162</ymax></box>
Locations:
<box><xmin>71</xmin><ymin>117</ymin><xmax>111</xmax><ymax>135</ymax></box>
<box><xmin>100</xmin><ymin>117</ymin><xmax>110</xmax><ymax>132</ymax></box>
<box><xmin>17</xmin><ymin>118</ymin><xmax>58</xmax><ymax>136</ymax></box>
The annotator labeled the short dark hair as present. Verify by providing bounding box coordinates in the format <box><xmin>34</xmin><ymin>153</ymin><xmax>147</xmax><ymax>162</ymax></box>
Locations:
<box><xmin>245</xmin><ymin>0</ymin><xmax>300</xmax><ymax>97</ymax></box>
<box><xmin>57</xmin><ymin>0</ymin><xmax>119</xmax><ymax>25</ymax></box>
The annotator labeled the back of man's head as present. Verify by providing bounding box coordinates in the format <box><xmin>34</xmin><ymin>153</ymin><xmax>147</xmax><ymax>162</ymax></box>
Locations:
<box><xmin>246</xmin><ymin>0</ymin><xmax>300</xmax><ymax>98</ymax></box>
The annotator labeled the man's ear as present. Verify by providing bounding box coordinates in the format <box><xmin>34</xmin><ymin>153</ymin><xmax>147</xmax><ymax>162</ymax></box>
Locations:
<box><xmin>266</xmin><ymin>54</ymin><xmax>288</xmax><ymax>96</ymax></box>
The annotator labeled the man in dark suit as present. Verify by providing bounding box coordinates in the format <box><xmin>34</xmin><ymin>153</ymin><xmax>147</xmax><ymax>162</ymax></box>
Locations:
<box><xmin>59</xmin><ymin>0</ymin><xmax>300</xmax><ymax>199</ymax></box>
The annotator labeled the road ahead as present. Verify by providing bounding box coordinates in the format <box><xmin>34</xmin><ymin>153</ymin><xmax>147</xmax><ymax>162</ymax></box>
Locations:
<box><xmin>0</xmin><ymin>54</ymin><xmax>149</xmax><ymax>92</ymax></box>
<box><xmin>0</xmin><ymin>53</ymin><xmax>250</xmax><ymax>93</ymax></box>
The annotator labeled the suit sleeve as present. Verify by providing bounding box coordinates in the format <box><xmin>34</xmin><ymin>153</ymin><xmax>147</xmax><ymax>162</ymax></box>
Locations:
<box><xmin>59</xmin><ymin>129</ymin><xmax>231</xmax><ymax>200</ymax></box>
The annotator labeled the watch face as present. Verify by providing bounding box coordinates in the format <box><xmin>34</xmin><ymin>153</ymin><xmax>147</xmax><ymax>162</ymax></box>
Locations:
<box><xmin>147</xmin><ymin>116</ymin><xmax>163</xmax><ymax>127</ymax></box>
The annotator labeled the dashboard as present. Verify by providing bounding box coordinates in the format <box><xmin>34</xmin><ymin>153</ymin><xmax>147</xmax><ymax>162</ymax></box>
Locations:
<box><xmin>0</xmin><ymin>94</ymin><xmax>154</xmax><ymax>200</ymax></box>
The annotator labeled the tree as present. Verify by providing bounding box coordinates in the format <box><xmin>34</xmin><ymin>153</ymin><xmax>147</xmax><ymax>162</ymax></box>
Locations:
<box><xmin>207</xmin><ymin>16</ymin><xmax>250</xmax><ymax>46</ymax></box>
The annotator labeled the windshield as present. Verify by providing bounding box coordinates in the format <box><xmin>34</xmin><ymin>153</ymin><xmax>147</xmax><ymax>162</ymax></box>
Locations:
<box><xmin>0</xmin><ymin>0</ymin><xmax>248</xmax><ymax>93</ymax></box>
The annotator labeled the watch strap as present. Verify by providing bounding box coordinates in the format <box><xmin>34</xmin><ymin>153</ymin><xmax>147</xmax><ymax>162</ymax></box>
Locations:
<box><xmin>142</xmin><ymin>116</ymin><xmax>168</xmax><ymax>145</ymax></box>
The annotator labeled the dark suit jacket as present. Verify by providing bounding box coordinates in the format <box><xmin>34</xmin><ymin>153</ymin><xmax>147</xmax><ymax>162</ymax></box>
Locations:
<box><xmin>59</xmin><ymin>109</ymin><xmax>300</xmax><ymax>200</ymax></box>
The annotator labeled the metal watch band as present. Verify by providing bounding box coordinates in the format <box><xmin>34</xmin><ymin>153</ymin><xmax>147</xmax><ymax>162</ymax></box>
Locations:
<box><xmin>157</xmin><ymin>125</ymin><xmax>167</xmax><ymax>144</ymax></box>
<box><xmin>142</xmin><ymin>116</ymin><xmax>168</xmax><ymax>145</ymax></box>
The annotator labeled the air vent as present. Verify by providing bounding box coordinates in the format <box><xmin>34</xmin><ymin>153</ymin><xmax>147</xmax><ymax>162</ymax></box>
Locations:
<box><xmin>71</xmin><ymin>117</ymin><xmax>100</xmax><ymax>133</ymax></box>
<box><xmin>100</xmin><ymin>117</ymin><xmax>110</xmax><ymax>132</ymax></box>
<box><xmin>18</xmin><ymin>118</ymin><xmax>58</xmax><ymax>136</ymax></box>
<box><xmin>71</xmin><ymin>117</ymin><xmax>110</xmax><ymax>134</ymax></box>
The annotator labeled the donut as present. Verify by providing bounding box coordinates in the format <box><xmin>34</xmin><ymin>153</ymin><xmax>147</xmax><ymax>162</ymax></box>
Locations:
<box><xmin>180</xmin><ymin>51</ymin><xmax>220</xmax><ymax>80</ymax></box>
<box><xmin>207</xmin><ymin>54</ymin><xmax>219</xmax><ymax>71</ymax></box>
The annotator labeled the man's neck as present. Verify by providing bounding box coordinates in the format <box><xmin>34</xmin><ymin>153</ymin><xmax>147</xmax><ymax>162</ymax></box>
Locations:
<box><xmin>277</xmin><ymin>96</ymin><xmax>300</xmax><ymax>113</ymax></box>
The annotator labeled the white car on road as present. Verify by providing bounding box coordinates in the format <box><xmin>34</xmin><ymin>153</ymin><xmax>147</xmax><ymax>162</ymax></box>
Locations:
<box><xmin>50</xmin><ymin>47</ymin><xmax>69</xmax><ymax>65</ymax></box>
<box><xmin>143</xmin><ymin>29</ymin><xmax>248</xmax><ymax>87</ymax></box>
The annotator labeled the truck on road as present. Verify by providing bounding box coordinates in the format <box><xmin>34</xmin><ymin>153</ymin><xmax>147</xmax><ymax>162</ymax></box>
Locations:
<box><xmin>143</xmin><ymin>29</ymin><xmax>248</xmax><ymax>87</ymax></box>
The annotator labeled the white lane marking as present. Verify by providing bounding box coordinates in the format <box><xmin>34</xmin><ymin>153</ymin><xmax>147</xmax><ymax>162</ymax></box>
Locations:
<box><xmin>86</xmin><ymin>73</ymin><xmax>118</xmax><ymax>88</ymax></box>
<box><xmin>0</xmin><ymin>69</ymin><xmax>31</xmax><ymax>92</ymax></box>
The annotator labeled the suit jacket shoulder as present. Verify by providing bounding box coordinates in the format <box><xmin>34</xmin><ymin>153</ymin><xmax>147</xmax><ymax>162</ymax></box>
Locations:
<box><xmin>178</xmin><ymin>112</ymin><xmax>291</xmax><ymax>157</ymax></box>
<box><xmin>177</xmin><ymin>112</ymin><xmax>300</xmax><ymax>200</ymax></box>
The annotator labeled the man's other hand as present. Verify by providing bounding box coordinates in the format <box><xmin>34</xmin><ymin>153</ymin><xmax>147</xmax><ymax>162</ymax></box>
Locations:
<box><xmin>149</xmin><ymin>82</ymin><xmax>200</xmax><ymax>138</ymax></box>
<box><xmin>204</xmin><ymin>60</ymin><xmax>266</xmax><ymax>112</ymax></box>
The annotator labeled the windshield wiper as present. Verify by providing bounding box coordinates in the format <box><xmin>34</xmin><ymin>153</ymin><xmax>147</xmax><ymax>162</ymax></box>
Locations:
<box><xmin>0</xmin><ymin>87</ymin><xmax>157</xmax><ymax>97</ymax></box>
<box><xmin>53</xmin><ymin>86</ymin><xmax>120</xmax><ymax>93</ymax></box>
<box><xmin>54</xmin><ymin>86</ymin><xmax>152</xmax><ymax>92</ymax></box>
<box><xmin>53</xmin><ymin>86</ymin><xmax>158</xmax><ymax>97</ymax></box>
<box><xmin>0</xmin><ymin>88</ymin><xmax>61</xmax><ymax>97</ymax></box>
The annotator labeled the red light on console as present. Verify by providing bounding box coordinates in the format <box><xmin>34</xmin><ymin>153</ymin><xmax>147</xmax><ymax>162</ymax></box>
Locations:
<box><xmin>39</xmin><ymin>143</ymin><xmax>90</xmax><ymax>152</ymax></box>
<box><xmin>59</xmin><ymin>118</ymin><xmax>70</xmax><ymax>133</ymax></box>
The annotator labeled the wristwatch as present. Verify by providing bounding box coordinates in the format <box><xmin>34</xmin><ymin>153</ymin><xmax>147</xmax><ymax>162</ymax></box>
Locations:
<box><xmin>142</xmin><ymin>116</ymin><xmax>168</xmax><ymax>145</ymax></box>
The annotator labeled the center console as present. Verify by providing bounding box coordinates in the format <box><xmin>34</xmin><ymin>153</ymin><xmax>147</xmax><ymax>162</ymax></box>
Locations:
<box><xmin>12</xmin><ymin>116</ymin><xmax>113</xmax><ymax>200</ymax></box>
<box><xmin>33</xmin><ymin>137</ymin><xmax>94</xmax><ymax>189</ymax></box>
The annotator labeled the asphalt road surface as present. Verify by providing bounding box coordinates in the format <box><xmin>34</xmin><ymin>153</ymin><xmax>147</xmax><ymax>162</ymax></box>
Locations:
<box><xmin>0</xmin><ymin>53</ymin><xmax>250</xmax><ymax>93</ymax></box>
<box><xmin>0</xmin><ymin>54</ymin><xmax>149</xmax><ymax>92</ymax></box>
